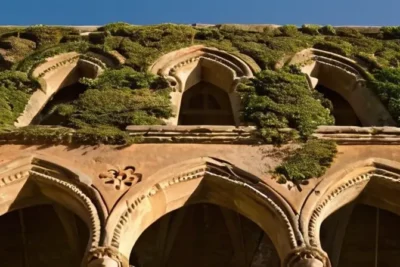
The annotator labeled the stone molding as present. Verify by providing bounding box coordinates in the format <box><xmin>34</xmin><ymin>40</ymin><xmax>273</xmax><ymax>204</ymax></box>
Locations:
<box><xmin>313</xmin><ymin>126</ymin><xmax>400</xmax><ymax>144</ymax></box>
<box><xmin>88</xmin><ymin>246</ymin><xmax>129</xmax><ymax>267</ymax></box>
<box><xmin>304</xmin><ymin>159</ymin><xmax>400</xmax><ymax>250</ymax></box>
<box><xmin>149</xmin><ymin>45</ymin><xmax>253</xmax><ymax>92</ymax></box>
<box><xmin>289</xmin><ymin>48</ymin><xmax>368</xmax><ymax>80</ymax></box>
<box><xmin>107</xmin><ymin>157</ymin><xmax>302</xmax><ymax>259</ymax></box>
<box><xmin>284</xmin><ymin>247</ymin><xmax>330</xmax><ymax>267</ymax></box>
<box><xmin>29</xmin><ymin>169</ymin><xmax>101</xmax><ymax>248</ymax></box>
<box><xmin>126</xmin><ymin>125</ymin><xmax>258</xmax><ymax>144</ymax></box>
<box><xmin>0</xmin><ymin>154</ymin><xmax>103</xmax><ymax>250</ymax></box>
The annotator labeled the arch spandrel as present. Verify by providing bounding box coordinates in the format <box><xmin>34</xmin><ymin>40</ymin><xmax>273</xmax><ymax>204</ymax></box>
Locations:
<box><xmin>105</xmin><ymin>157</ymin><xmax>302</xmax><ymax>262</ymax></box>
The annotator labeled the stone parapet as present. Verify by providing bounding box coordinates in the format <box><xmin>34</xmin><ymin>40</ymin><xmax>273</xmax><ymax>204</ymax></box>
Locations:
<box><xmin>313</xmin><ymin>126</ymin><xmax>400</xmax><ymax>144</ymax></box>
<box><xmin>126</xmin><ymin>125</ymin><xmax>258</xmax><ymax>144</ymax></box>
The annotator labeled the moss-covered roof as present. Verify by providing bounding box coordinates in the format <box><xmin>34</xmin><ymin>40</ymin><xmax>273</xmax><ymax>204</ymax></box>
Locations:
<box><xmin>0</xmin><ymin>23</ymin><xmax>400</xmax><ymax>145</ymax></box>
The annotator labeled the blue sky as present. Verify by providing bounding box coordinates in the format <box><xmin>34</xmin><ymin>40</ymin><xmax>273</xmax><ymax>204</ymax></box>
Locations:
<box><xmin>1</xmin><ymin>0</ymin><xmax>399</xmax><ymax>26</ymax></box>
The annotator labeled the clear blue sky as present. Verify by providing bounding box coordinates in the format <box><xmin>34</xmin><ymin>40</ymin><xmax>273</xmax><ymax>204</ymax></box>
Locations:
<box><xmin>1</xmin><ymin>0</ymin><xmax>399</xmax><ymax>26</ymax></box>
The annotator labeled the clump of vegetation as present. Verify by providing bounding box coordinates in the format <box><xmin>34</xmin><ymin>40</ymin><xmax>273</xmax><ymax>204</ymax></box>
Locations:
<box><xmin>301</xmin><ymin>24</ymin><xmax>321</xmax><ymax>36</ymax></box>
<box><xmin>274</xmin><ymin>139</ymin><xmax>337</xmax><ymax>183</ymax></box>
<box><xmin>15</xmin><ymin>41</ymin><xmax>89</xmax><ymax>73</ymax></box>
<box><xmin>48</xmin><ymin>68</ymin><xmax>172</xmax><ymax>130</ymax></box>
<box><xmin>380</xmin><ymin>26</ymin><xmax>400</xmax><ymax>39</ymax></box>
<box><xmin>319</xmin><ymin>25</ymin><xmax>336</xmax><ymax>35</ymax></box>
<box><xmin>369</xmin><ymin>68</ymin><xmax>400</xmax><ymax>124</ymax></box>
<box><xmin>0</xmin><ymin>125</ymin><xmax>138</xmax><ymax>145</ymax></box>
<box><xmin>0</xmin><ymin>71</ymin><xmax>36</xmax><ymax>126</ymax></box>
<box><xmin>238</xmin><ymin>67</ymin><xmax>334</xmax><ymax>143</ymax></box>
<box><xmin>0</xmin><ymin>37</ymin><xmax>36</xmax><ymax>67</ymax></box>
<box><xmin>22</xmin><ymin>26</ymin><xmax>80</xmax><ymax>47</ymax></box>
<box><xmin>279</xmin><ymin>25</ymin><xmax>299</xmax><ymax>37</ymax></box>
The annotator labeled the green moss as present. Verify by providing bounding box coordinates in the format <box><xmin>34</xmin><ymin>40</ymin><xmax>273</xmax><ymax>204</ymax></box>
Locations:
<box><xmin>0</xmin><ymin>70</ymin><xmax>38</xmax><ymax>93</ymax></box>
<box><xmin>319</xmin><ymin>25</ymin><xmax>336</xmax><ymax>35</ymax></box>
<box><xmin>1</xmin><ymin>22</ymin><xmax>400</xmax><ymax>149</ymax></box>
<box><xmin>0</xmin><ymin>125</ymin><xmax>137</xmax><ymax>145</ymax></box>
<box><xmin>50</xmin><ymin>68</ymin><xmax>172</xmax><ymax>129</ymax></box>
<box><xmin>278</xmin><ymin>25</ymin><xmax>299</xmax><ymax>37</ymax></box>
<box><xmin>0</xmin><ymin>71</ymin><xmax>38</xmax><ymax>126</ymax></box>
<box><xmin>195</xmin><ymin>28</ymin><xmax>224</xmax><ymax>41</ymax></box>
<box><xmin>369</xmin><ymin>68</ymin><xmax>400</xmax><ymax>124</ymax></box>
<box><xmin>313</xmin><ymin>39</ymin><xmax>353</xmax><ymax>56</ymax></box>
<box><xmin>21</xmin><ymin>26</ymin><xmax>80</xmax><ymax>47</ymax></box>
<box><xmin>335</xmin><ymin>27</ymin><xmax>362</xmax><ymax>38</ymax></box>
<box><xmin>301</xmin><ymin>24</ymin><xmax>321</xmax><ymax>36</ymax></box>
<box><xmin>15</xmin><ymin>41</ymin><xmax>89</xmax><ymax>73</ymax></box>
<box><xmin>238</xmin><ymin>68</ymin><xmax>334</xmax><ymax>143</ymax></box>
<box><xmin>0</xmin><ymin>86</ymin><xmax>29</xmax><ymax>126</ymax></box>
<box><xmin>380</xmin><ymin>26</ymin><xmax>400</xmax><ymax>39</ymax></box>
<box><xmin>0</xmin><ymin>37</ymin><xmax>36</xmax><ymax>68</ymax></box>
<box><xmin>274</xmin><ymin>139</ymin><xmax>337</xmax><ymax>183</ymax></box>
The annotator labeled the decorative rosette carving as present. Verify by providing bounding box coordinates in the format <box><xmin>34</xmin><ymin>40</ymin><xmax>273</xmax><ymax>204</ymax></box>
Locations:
<box><xmin>99</xmin><ymin>166</ymin><xmax>142</xmax><ymax>190</ymax></box>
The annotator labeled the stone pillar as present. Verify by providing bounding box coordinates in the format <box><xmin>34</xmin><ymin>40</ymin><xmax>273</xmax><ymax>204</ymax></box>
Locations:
<box><xmin>284</xmin><ymin>247</ymin><xmax>331</xmax><ymax>267</ymax></box>
<box><xmin>87</xmin><ymin>247</ymin><xmax>129</xmax><ymax>267</ymax></box>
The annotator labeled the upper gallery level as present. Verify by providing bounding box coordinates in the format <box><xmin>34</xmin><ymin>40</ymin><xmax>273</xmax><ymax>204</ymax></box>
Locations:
<box><xmin>0</xmin><ymin>23</ymin><xmax>400</xmax><ymax>145</ymax></box>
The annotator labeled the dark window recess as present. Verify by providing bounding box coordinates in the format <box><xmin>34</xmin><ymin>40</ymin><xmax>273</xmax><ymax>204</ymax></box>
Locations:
<box><xmin>130</xmin><ymin>203</ymin><xmax>280</xmax><ymax>267</ymax></box>
<box><xmin>33</xmin><ymin>83</ymin><xmax>87</xmax><ymax>125</ymax></box>
<box><xmin>321</xmin><ymin>204</ymin><xmax>400</xmax><ymax>267</ymax></box>
<box><xmin>178</xmin><ymin>82</ymin><xmax>234</xmax><ymax>125</ymax></box>
<box><xmin>316</xmin><ymin>84</ymin><xmax>362</xmax><ymax>126</ymax></box>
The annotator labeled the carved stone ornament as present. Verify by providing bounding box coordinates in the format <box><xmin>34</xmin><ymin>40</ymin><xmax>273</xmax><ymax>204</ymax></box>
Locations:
<box><xmin>285</xmin><ymin>247</ymin><xmax>330</xmax><ymax>267</ymax></box>
<box><xmin>99</xmin><ymin>166</ymin><xmax>142</xmax><ymax>190</ymax></box>
<box><xmin>88</xmin><ymin>246</ymin><xmax>128</xmax><ymax>267</ymax></box>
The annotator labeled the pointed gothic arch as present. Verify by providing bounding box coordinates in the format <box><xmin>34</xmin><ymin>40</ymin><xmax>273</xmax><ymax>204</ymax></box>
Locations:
<box><xmin>105</xmin><ymin>157</ymin><xmax>302</xmax><ymax>265</ymax></box>
<box><xmin>0</xmin><ymin>154</ymin><xmax>106</xmax><ymax>266</ymax></box>
<box><xmin>289</xmin><ymin>48</ymin><xmax>395</xmax><ymax>126</ymax></box>
<box><xmin>300</xmin><ymin>158</ymin><xmax>400</xmax><ymax>266</ymax></box>
<box><xmin>15</xmin><ymin>52</ymin><xmax>107</xmax><ymax>127</ymax></box>
<box><xmin>149</xmin><ymin>45</ymin><xmax>254</xmax><ymax>126</ymax></box>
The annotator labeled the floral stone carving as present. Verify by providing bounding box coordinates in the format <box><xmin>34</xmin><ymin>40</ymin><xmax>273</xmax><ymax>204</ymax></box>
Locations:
<box><xmin>99</xmin><ymin>166</ymin><xmax>142</xmax><ymax>190</ymax></box>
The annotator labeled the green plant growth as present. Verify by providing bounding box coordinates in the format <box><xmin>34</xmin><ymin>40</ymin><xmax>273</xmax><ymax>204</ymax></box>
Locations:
<box><xmin>274</xmin><ymin>139</ymin><xmax>337</xmax><ymax>183</ymax></box>
<box><xmin>1</xmin><ymin>23</ymin><xmax>400</xmax><ymax>150</ymax></box>
<box><xmin>0</xmin><ymin>71</ymin><xmax>36</xmax><ymax>126</ymax></box>
<box><xmin>238</xmin><ymin>68</ymin><xmax>334</xmax><ymax>143</ymax></box>
<box><xmin>47</xmin><ymin>68</ymin><xmax>173</xmax><ymax>130</ymax></box>
<box><xmin>369</xmin><ymin>68</ymin><xmax>400</xmax><ymax>124</ymax></box>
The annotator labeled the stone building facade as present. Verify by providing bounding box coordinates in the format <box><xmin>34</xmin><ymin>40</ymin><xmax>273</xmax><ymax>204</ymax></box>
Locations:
<box><xmin>1</xmin><ymin>24</ymin><xmax>400</xmax><ymax>267</ymax></box>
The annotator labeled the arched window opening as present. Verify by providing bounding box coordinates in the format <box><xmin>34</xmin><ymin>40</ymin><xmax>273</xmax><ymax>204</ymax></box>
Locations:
<box><xmin>0</xmin><ymin>204</ymin><xmax>89</xmax><ymax>267</ymax></box>
<box><xmin>130</xmin><ymin>203</ymin><xmax>280</xmax><ymax>267</ymax></box>
<box><xmin>178</xmin><ymin>82</ymin><xmax>235</xmax><ymax>125</ymax></box>
<box><xmin>316</xmin><ymin>84</ymin><xmax>362</xmax><ymax>126</ymax></box>
<box><xmin>32</xmin><ymin>82</ymin><xmax>87</xmax><ymax>125</ymax></box>
<box><xmin>321</xmin><ymin>204</ymin><xmax>400</xmax><ymax>267</ymax></box>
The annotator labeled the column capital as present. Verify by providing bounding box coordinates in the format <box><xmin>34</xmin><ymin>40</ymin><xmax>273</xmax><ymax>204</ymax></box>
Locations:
<box><xmin>88</xmin><ymin>247</ymin><xmax>129</xmax><ymax>267</ymax></box>
<box><xmin>284</xmin><ymin>247</ymin><xmax>331</xmax><ymax>267</ymax></box>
